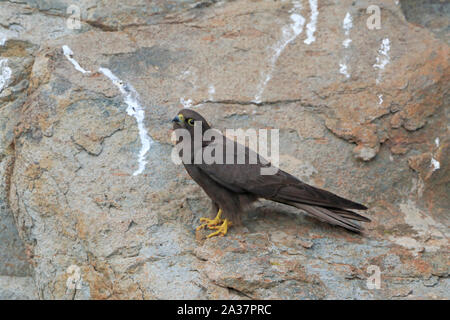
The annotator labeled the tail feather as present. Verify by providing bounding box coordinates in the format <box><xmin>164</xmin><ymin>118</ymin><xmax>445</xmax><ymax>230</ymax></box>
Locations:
<box><xmin>275</xmin><ymin>184</ymin><xmax>368</xmax><ymax>211</ymax></box>
<box><xmin>328</xmin><ymin>207</ymin><xmax>371</xmax><ymax>222</ymax></box>
<box><xmin>287</xmin><ymin>202</ymin><xmax>368</xmax><ymax>232</ymax></box>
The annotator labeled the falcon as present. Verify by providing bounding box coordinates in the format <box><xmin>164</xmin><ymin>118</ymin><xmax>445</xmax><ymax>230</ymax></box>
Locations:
<box><xmin>172</xmin><ymin>109</ymin><xmax>370</xmax><ymax>238</ymax></box>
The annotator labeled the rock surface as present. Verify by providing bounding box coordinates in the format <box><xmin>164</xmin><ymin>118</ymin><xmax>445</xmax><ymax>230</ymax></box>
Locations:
<box><xmin>0</xmin><ymin>0</ymin><xmax>448</xmax><ymax>299</ymax></box>
<box><xmin>0</xmin><ymin>276</ymin><xmax>37</xmax><ymax>299</ymax></box>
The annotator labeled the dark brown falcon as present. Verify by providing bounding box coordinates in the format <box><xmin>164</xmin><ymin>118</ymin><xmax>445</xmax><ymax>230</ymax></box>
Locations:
<box><xmin>172</xmin><ymin>109</ymin><xmax>370</xmax><ymax>238</ymax></box>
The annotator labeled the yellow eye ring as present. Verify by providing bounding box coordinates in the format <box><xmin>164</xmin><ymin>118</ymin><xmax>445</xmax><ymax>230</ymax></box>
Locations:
<box><xmin>178</xmin><ymin>114</ymin><xmax>184</xmax><ymax>122</ymax></box>
<box><xmin>187</xmin><ymin>118</ymin><xmax>195</xmax><ymax>126</ymax></box>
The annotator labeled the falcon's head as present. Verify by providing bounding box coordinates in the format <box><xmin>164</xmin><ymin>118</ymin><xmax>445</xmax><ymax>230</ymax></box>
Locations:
<box><xmin>172</xmin><ymin>109</ymin><xmax>211</xmax><ymax>134</ymax></box>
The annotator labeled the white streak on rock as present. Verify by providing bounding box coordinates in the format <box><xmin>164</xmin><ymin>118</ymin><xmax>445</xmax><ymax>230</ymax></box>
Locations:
<box><xmin>99</xmin><ymin>67</ymin><xmax>153</xmax><ymax>176</ymax></box>
<box><xmin>378</xmin><ymin>94</ymin><xmax>383</xmax><ymax>105</ymax></box>
<box><xmin>62</xmin><ymin>45</ymin><xmax>90</xmax><ymax>74</ymax></box>
<box><xmin>180</xmin><ymin>97</ymin><xmax>193</xmax><ymax>109</ymax></box>
<box><xmin>430</xmin><ymin>137</ymin><xmax>441</xmax><ymax>172</ymax></box>
<box><xmin>342</xmin><ymin>38</ymin><xmax>352</xmax><ymax>48</ymax></box>
<box><xmin>254</xmin><ymin>2</ymin><xmax>306</xmax><ymax>103</ymax></box>
<box><xmin>430</xmin><ymin>158</ymin><xmax>440</xmax><ymax>172</ymax></box>
<box><xmin>208</xmin><ymin>85</ymin><xmax>215</xmax><ymax>100</ymax></box>
<box><xmin>339</xmin><ymin>63</ymin><xmax>350</xmax><ymax>78</ymax></box>
<box><xmin>339</xmin><ymin>13</ymin><xmax>352</xmax><ymax>78</ymax></box>
<box><xmin>0</xmin><ymin>58</ymin><xmax>12</xmax><ymax>93</ymax></box>
<box><xmin>304</xmin><ymin>0</ymin><xmax>319</xmax><ymax>45</ymax></box>
<box><xmin>343</xmin><ymin>12</ymin><xmax>352</xmax><ymax>35</ymax></box>
<box><xmin>374</xmin><ymin>38</ymin><xmax>391</xmax><ymax>69</ymax></box>
<box><xmin>0</xmin><ymin>37</ymin><xmax>6</xmax><ymax>46</ymax></box>
<box><xmin>374</xmin><ymin>38</ymin><xmax>391</xmax><ymax>84</ymax></box>
<box><xmin>342</xmin><ymin>12</ymin><xmax>353</xmax><ymax>48</ymax></box>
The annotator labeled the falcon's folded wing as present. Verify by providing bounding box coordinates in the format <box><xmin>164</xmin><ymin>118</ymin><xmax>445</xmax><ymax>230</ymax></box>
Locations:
<box><xmin>196</xmin><ymin>138</ymin><xmax>370</xmax><ymax>231</ymax></box>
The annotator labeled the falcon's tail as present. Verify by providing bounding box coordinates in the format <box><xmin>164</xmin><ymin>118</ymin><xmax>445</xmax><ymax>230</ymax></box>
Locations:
<box><xmin>286</xmin><ymin>202</ymin><xmax>371</xmax><ymax>233</ymax></box>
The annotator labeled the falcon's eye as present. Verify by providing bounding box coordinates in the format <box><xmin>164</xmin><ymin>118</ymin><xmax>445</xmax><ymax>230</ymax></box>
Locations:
<box><xmin>187</xmin><ymin>118</ymin><xmax>195</xmax><ymax>126</ymax></box>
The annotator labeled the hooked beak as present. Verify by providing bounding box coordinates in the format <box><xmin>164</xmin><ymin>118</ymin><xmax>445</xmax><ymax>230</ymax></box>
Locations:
<box><xmin>172</xmin><ymin>115</ymin><xmax>181</xmax><ymax>123</ymax></box>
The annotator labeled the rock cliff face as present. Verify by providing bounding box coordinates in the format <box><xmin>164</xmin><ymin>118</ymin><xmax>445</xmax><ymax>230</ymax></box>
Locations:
<box><xmin>0</xmin><ymin>0</ymin><xmax>448</xmax><ymax>299</ymax></box>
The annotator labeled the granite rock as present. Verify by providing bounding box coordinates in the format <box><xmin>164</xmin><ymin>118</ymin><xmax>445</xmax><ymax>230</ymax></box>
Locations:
<box><xmin>0</xmin><ymin>0</ymin><xmax>448</xmax><ymax>299</ymax></box>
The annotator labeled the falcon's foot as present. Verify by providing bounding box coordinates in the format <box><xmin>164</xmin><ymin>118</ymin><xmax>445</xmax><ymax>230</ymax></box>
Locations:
<box><xmin>206</xmin><ymin>219</ymin><xmax>231</xmax><ymax>238</ymax></box>
<box><xmin>196</xmin><ymin>209</ymin><xmax>223</xmax><ymax>231</ymax></box>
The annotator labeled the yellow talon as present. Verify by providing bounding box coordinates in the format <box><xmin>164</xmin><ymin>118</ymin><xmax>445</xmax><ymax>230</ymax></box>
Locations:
<box><xmin>196</xmin><ymin>209</ymin><xmax>223</xmax><ymax>231</ymax></box>
<box><xmin>206</xmin><ymin>219</ymin><xmax>230</xmax><ymax>238</ymax></box>
<box><xmin>195</xmin><ymin>209</ymin><xmax>232</xmax><ymax>237</ymax></box>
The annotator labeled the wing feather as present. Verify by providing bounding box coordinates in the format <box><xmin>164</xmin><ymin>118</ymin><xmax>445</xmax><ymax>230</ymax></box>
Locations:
<box><xmin>196</xmin><ymin>138</ymin><xmax>367</xmax><ymax>210</ymax></box>
<box><xmin>195</xmin><ymin>136</ymin><xmax>370</xmax><ymax>232</ymax></box>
